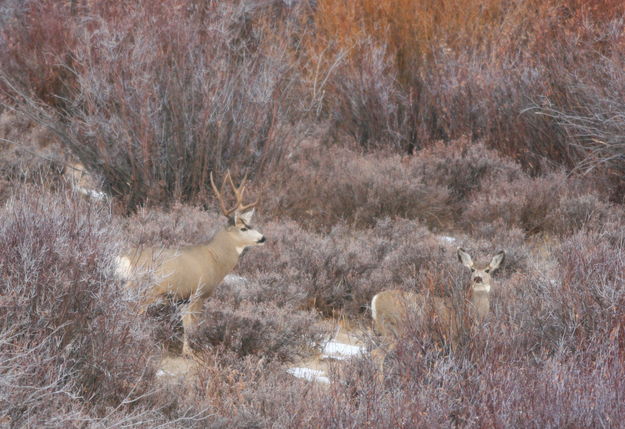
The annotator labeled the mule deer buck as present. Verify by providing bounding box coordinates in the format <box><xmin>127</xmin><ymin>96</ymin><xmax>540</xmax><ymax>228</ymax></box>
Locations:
<box><xmin>370</xmin><ymin>248</ymin><xmax>504</xmax><ymax>376</ymax></box>
<box><xmin>117</xmin><ymin>171</ymin><xmax>266</xmax><ymax>355</ymax></box>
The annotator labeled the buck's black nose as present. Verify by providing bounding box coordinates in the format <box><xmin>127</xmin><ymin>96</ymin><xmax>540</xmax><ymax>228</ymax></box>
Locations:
<box><xmin>474</xmin><ymin>276</ymin><xmax>482</xmax><ymax>283</ymax></box>
<box><xmin>257</xmin><ymin>236</ymin><xmax>266</xmax><ymax>244</ymax></box>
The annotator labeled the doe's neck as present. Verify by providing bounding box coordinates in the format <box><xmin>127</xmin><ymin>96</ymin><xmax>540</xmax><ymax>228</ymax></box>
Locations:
<box><xmin>469</xmin><ymin>289</ymin><xmax>491</xmax><ymax>320</ymax></box>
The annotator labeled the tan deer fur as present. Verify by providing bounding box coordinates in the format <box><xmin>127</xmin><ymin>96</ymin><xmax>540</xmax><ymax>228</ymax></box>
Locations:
<box><xmin>117</xmin><ymin>171</ymin><xmax>265</xmax><ymax>355</ymax></box>
<box><xmin>370</xmin><ymin>248</ymin><xmax>504</xmax><ymax>378</ymax></box>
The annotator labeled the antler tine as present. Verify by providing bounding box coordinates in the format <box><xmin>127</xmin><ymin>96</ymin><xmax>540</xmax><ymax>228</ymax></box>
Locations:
<box><xmin>238</xmin><ymin>197</ymin><xmax>259</xmax><ymax>212</ymax></box>
<box><xmin>211</xmin><ymin>170</ymin><xmax>258</xmax><ymax>216</ymax></box>
<box><xmin>226</xmin><ymin>171</ymin><xmax>243</xmax><ymax>199</ymax></box>
<box><xmin>226</xmin><ymin>171</ymin><xmax>258</xmax><ymax>211</ymax></box>
<box><xmin>210</xmin><ymin>171</ymin><xmax>237</xmax><ymax>217</ymax></box>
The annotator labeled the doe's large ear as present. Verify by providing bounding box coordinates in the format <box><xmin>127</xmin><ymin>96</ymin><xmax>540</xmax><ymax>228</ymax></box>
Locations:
<box><xmin>457</xmin><ymin>248</ymin><xmax>474</xmax><ymax>268</ymax></box>
<box><xmin>489</xmin><ymin>251</ymin><xmax>505</xmax><ymax>271</ymax></box>
<box><xmin>238</xmin><ymin>208</ymin><xmax>255</xmax><ymax>225</ymax></box>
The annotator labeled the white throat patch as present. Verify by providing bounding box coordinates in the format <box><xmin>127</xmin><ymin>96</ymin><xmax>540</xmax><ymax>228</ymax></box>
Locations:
<box><xmin>115</xmin><ymin>256</ymin><xmax>132</xmax><ymax>280</ymax></box>
<box><xmin>371</xmin><ymin>294</ymin><xmax>379</xmax><ymax>322</ymax></box>
<box><xmin>472</xmin><ymin>284</ymin><xmax>491</xmax><ymax>293</ymax></box>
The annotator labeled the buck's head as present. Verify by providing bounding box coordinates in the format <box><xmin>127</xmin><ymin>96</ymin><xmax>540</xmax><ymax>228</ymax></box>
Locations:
<box><xmin>226</xmin><ymin>208</ymin><xmax>266</xmax><ymax>251</ymax></box>
<box><xmin>211</xmin><ymin>170</ymin><xmax>266</xmax><ymax>252</ymax></box>
<box><xmin>457</xmin><ymin>248</ymin><xmax>505</xmax><ymax>293</ymax></box>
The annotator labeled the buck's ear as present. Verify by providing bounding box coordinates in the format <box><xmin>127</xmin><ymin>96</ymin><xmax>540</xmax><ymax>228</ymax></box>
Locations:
<box><xmin>489</xmin><ymin>251</ymin><xmax>505</xmax><ymax>271</ymax></box>
<box><xmin>457</xmin><ymin>248</ymin><xmax>474</xmax><ymax>268</ymax></box>
<box><xmin>239</xmin><ymin>209</ymin><xmax>255</xmax><ymax>225</ymax></box>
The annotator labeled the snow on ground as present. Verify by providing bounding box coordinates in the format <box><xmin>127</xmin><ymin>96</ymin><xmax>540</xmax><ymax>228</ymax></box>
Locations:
<box><xmin>321</xmin><ymin>341</ymin><xmax>365</xmax><ymax>360</ymax></box>
<box><xmin>223</xmin><ymin>274</ymin><xmax>248</xmax><ymax>286</ymax></box>
<box><xmin>287</xmin><ymin>323</ymin><xmax>367</xmax><ymax>385</ymax></box>
<box><xmin>287</xmin><ymin>367</ymin><xmax>330</xmax><ymax>384</ymax></box>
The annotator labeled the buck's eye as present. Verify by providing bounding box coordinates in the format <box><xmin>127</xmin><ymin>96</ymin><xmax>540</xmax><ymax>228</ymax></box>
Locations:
<box><xmin>485</xmin><ymin>269</ymin><xmax>490</xmax><ymax>273</ymax></box>
<box><xmin>240</xmin><ymin>227</ymin><xmax>248</xmax><ymax>232</ymax></box>
<box><xmin>470</xmin><ymin>268</ymin><xmax>475</xmax><ymax>272</ymax></box>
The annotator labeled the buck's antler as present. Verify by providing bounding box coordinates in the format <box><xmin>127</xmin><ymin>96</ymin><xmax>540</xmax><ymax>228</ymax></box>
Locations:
<box><xmin>210</xmin><ymin>170</ymin><xmax>258</xmax><ymax>217</ymax></box>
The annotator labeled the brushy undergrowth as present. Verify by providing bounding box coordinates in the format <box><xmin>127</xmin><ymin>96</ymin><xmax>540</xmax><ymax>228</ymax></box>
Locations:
<box><xmin>2</xmin><ymin>1</ymin><xmax>303</xmax><ymax>210</ymax></box>
<box><xmin>0</xmin><ymin>189</ymin><xmax>166</xmax><ymax>426</ymax></box>
<box><xmin>0</xmin><ymin>0</ymin><xmax>624</xmax><ymax>427</ymax></box>
<box><xmin>190</xmin><ymin>299</ymin><xmax>325</xmax><ymax>362</ymax></box>
<box><xmin>3</xmin><ymin>0</ymin><xmax>625</xmax><ymax>204</ymax></box>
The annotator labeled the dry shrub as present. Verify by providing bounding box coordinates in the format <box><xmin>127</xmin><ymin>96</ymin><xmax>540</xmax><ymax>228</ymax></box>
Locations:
<box><xmin>415</xmin><ymin>138</ymin><xmax>523</xmax><ymax>206</ymax></box>
<box><xmin>316</xmin><ymin>40</ymin><xmax>415</xmax><ymax>150</ymax></box>
<box><xmin>0</xmin><ymin>189</ymin><xmax>160</xmax><ymax>425</ymax></box>
<box><xmin>264</xmin><ymin>143</ymin><xmax>451</xmax><ymax>230</ymax></box>
<box><xmin>530</xmin><ymin>59</ymin><xmax>625</xmax><ymax>200</ymax></box>
<box><xmin>545</xmin><ymin>193</ymin><xmax>617</xmax><ymax>236</ymax></box>
<box><xmin>464</xmin><ymin>173</ymin><xmax>567</xmax><ymax>235</ymax></box>
<box><xmin>239</xmin><ymin>219</ymin><xmax>388</xmax><ymax>315</ymax></box>
<box><xmin>303</xmin><ymin>0</ymin><xmax>551</xmax><ymax>151</ymax></box>
<box><xmin>0</xmin><ymin>1</ymin><xmax>78</xmax><ymax>107</ymax></box>
<box><xmin>551</xmin><ymin>231</ymin><xmax>625</xmax><ymax>345</ymax></box>
<box><xmin>121</xmin><ymin>203</ymin><xmax>223</xmax><ymax>249</ymax></box>
<box><xmin>2</xmin><ymin>1</ymin><xmax>625</xmax><ymax>426</ymax></box>
<box><xmin>121</xmin><ymin>223</ymin><xmax>625</xmax><ymax>427</ymax></box>
<box><xmin>464</xmin><ymin>171</ymin><xmax>619</xmax><ymax>236</ymax></box>
<box><xmin>166</xmin><ymin>351</ymin><xmax>324</xmax><ymax>429</ymax></box>
<box><xmin>265</xmin><ymin>138</ymin><xmax>523</xmax><ymax>231</ymax></box>
<box><xmin>241</xmin><ymin>218</ymin><xmax>467</xmax><ymax>317</ymax></box>
<box><xmin>0</xmin><ymin>111</ymin><xmax>65</xmax><ymax>201</ymax></box>
<box><xmin>190</xmin><ymin>299</ymin><xmax>325</xmax><ymax>362</ymax></box>
<box><xmin>311</xmin><ymin>0</ymin><xmax>552</xmax><ymax>68</ymax></box>
<box><xmin>338</xmin><ymin>232</ymin><xmax>625</xmax><ymax>427</ymax></box>
<box><xmin>2</xmin><ymin>0</ymin><xmax>304</xmax><ymax>211</ymax></box>
<box><xmin>304</xmin><ymin>0</ymin><xmax>625</xmax><ymax>199</ymax></box>
<box><xmin>321</xmin><ymin>342</ymin><xmax>625</xmax><ymax>428</ymax></box>
<box><xmin>474</xmin><ymin>229</ymin><xmax>625</xmax><ymax>358</ymax></box>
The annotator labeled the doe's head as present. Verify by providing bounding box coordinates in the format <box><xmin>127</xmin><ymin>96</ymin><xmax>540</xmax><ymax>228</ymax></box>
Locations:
<box><xmin>457</xmin><ymin>248</ymin><xmax>505</xmax><ymax>293</ymax></box>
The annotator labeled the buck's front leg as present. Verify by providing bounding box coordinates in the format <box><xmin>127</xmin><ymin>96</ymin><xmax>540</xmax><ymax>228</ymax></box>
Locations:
<box><xmin>138</xmin><ymin>286</ymin><xmax>163</xmax><ymax>315</ymax></box>
<box><xmin>181</xmin><ymin>292</ymin><xmax>206</xmax><ymax>355</ymax></box>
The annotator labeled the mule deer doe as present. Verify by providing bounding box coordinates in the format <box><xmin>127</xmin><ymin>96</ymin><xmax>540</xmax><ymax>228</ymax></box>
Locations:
<box><xmin>370</xmin><ymin>248</ymin><xmax>504</xmax><ymax>375</ymax></box>
<box><xmin>117</xmin><ymin>171</ymin><xmax>266</xmax><ymax>355</ymax></box>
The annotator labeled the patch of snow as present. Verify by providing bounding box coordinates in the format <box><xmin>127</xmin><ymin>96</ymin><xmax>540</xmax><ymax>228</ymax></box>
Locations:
<box><xmin>223</xmin><ymin>274</ymin><xmax>248</xmax><ymax>286</ymax></box>
<box><xmin>156</xmin><ymin>369</ymin><xmax>173</xmax><ymax>378</ymax></box>
<box><xmin>75</xmin><ymin>186</ymin><xmax>107</xmax><ymax>201</ymax></box>
<box><xmin>287</xmin><ymin>367</ymin><xmax>330</xmax><ymax>384</ymax></box>
<box><xmin>322</xmin><ymin>341</ymin><xmax>365</xmax><ymax>360</ymax></box>
<box><xmin>438</xmin><ymin>235</ymin><xmax>457</xmax><ymax>244</ymax></box>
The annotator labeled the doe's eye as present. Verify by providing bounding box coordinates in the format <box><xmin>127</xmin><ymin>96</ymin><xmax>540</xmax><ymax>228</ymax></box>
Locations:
<box><xmin>470</xmin><ymin>268</ymin><xmax>475</xmax><ymax>272</ymax></box>
<box><xmin>240</xmin><ymin>227</ymin><xmax>248</xmax><ymax>232</ymax></box>
<box><xmin>485</xmin><ymin>269</ymin><xmax>490</xmax><ymax>273</ymax></box>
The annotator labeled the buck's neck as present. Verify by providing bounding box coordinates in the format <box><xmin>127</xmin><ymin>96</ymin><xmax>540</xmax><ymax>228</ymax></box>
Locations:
<box><xmin>204</xmin><ymin>229</ymin><xmax>244</xmax><ymax>276</ymax></box>
<box><xmin>469</xmin><ymin>289</ymin><xmax>491</xmax><ymax>320</ymax></box>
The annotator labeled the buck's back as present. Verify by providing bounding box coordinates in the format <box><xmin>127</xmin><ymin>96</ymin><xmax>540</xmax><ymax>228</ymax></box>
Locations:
<box><xmin>120</xmin><ymin>245</ymin><xmax>227</xmax><ymax>300</ymax></box>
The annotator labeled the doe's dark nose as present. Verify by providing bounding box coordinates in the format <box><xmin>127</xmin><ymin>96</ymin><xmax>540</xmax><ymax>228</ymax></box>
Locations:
<box><xmin>257</xmin><ymin>236</ymin><xmax>266</xmax><ymax>244</ymax></box>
